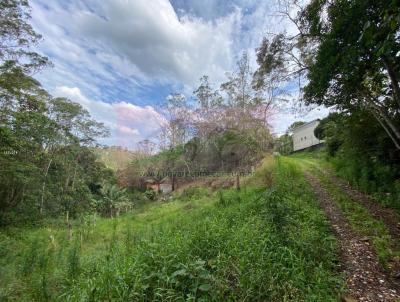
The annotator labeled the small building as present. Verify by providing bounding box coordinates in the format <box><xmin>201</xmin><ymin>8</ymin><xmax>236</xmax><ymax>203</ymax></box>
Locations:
<box><xmin>144</xmin><ymin>179</ymin><xmax>159</xmax><ymax>191</ymax></box>
<box><xmin>292</xmin><ymin>119</ymin><xmax>324</xmax><ymax>151</ymax></box>
<box><xmin>144</xmin><ymin>177</ymin><xmax>173</xmax><ymax>193</ymax></box>
<box><xmin>159</xmin><ymin>178</ymin><xmax>173</xmax><ymax>194</ymax></box>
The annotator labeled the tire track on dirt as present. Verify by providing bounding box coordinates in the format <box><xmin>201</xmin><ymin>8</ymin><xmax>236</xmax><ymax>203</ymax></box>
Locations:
<box><xmin>326</xmin><ymin>173</ymin><xmax>400</xmax><ymax>240</ymax></box>
<box><xmin>305</xmin><ymin>172</ymin><xmax>400</xmax><ymax>302</ymax></box>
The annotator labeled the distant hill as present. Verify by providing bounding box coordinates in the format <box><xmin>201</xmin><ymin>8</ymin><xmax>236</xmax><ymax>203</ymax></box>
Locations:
<box><xmin>95</xmin><ymin>147</ymin><xmax>137</xmax><ymax>171</ymax></box>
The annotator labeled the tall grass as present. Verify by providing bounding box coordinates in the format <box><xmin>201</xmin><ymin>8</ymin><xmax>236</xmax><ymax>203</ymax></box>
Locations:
<box><xmin>291</xmin><ymin>153</ymin><xmax>400</xmax><ymax>267</ymax></box>
<box><xmin>331</xmin><ymin>155</ymin><xmax>400</xmax><ymax>212</ymax></box>
<box><xmin>0</xmin><ymin>157</ymin><xmax>344</xmax><ymax>301</ymax></box>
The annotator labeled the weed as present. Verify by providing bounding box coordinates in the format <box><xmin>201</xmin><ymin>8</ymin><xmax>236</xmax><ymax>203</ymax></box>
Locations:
<box><xmin>0</xmin><ymin>157</ymin><xmax>344</xmax><ymax>301</ymax></box>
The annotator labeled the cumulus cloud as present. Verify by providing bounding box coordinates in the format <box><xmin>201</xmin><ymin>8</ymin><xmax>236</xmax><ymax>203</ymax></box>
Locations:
<box><xmin>31</xmin><ymin>0</ymin><xmax>241</xmax><ymax>96</ymax></box>
<box><xmin>30</xmin><ymin>0</ymin><xmax>329</xmax><ymax>146</ymax></box>
<box><xmin>54</xmin><ymin>86</ymin><xmax>166</xmax><ymax>149</ymax></box>
<box><xmin>270</xmin><ymin>106</ymin><xmax>331</xmax><ymax>135</ymax></box>
<box><xmin>83</xmin><ymin>0</ymin><xmax>241</xmax><ymax>86</ymax></box>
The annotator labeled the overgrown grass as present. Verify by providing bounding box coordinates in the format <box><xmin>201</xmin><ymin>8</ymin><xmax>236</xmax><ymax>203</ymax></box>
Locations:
<box><xmin>292</xmin><ymin>154</ymin><xmax>400</xmax><ymax>267</ymax></box>
<box><xmin>331</xmin><ymin>154</ymin><xmax>400</xmax><ymax>213</ymax></box>
<box><xmin>316</xmin><ymin>171</ymin><xmax>400</xmax><ymax>266</ymax></box>
<box><xmin>0</xmin><ymin>156</ymin><xmax>344</xmax><ymax>301</ymax></box>
<box><xmin>292</xmin><ymin>149</ymin><xmax>400</xmax><ymax>214</ymax></box>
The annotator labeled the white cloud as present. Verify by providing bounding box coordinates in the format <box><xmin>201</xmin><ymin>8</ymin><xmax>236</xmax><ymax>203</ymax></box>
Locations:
<box><xmin>30</xmin><ymin>0</ymin><xmax>329</xmax><ymax>144</ymax></box>
<box><xmin>78</xmin><ymin>0</ymin><xmax>240</xmax><ymax>87</ymax></box>
<box><xmin>31</xmin><ymin>0</ymin><xmax>242</xmax><ymax>95</ymax></box>
<box><xmin>54</xmin><ymin>86</ymin><xmax>166</xmax><ymax>149</ymax></box>
<box><xmin>270</xmin><ymin>106</ymin><xmax>330</xmax><ymax>135</ymax></box>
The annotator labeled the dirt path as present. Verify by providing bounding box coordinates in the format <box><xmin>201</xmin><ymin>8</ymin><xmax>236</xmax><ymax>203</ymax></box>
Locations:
<box><xmin>326</xmin><ymin>173</ymin><xmax>400</xmax><ymax>240</ymax></box>
<box><xmin>305</xmin><ymin>172</ymin><xmax>400</xmax><ymax>302</ymax></box>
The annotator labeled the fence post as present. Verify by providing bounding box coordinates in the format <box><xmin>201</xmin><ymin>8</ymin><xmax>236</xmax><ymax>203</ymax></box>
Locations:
<box><xmin>66</xmin><ymin>211</ymin><xmax>72</xmax><ymax>241</ymax></box>
<box><xmin>236</xmin><ymin>173</ymin><xmax>240</xmax><ymax>190</ymax></box>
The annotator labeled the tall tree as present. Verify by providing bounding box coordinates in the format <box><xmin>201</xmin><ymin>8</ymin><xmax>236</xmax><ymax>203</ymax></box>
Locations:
<box><xmin>0</xmin><ymin>0</ymin><xmax>50</xmax><ymax>72</ymax></box>
<box><xmin>301</xmin><ymin>0</ymin><xmax>400</xmax><ymax>150</ymax></box>
<box><xmin>0</xmin><ymin>0</ymin><xmax>113</xmax><ymax>223</ymax></box>
<box><xmin>255</xmin><ymin>0</ymin><xmax>400</xmax><ymax>150</ymax></box>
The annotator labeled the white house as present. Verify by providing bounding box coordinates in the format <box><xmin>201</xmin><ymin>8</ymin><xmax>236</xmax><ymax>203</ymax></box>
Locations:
<box><xmin>292</xmin><ymin>120</ymin><xmax>323</xmax><ymax>151</ymax></box>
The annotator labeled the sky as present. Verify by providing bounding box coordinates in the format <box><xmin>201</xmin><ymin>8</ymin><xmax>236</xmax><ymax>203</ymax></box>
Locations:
<box><xmin>30</xmin><ymin>0</ymin><xmax>329</xmax><ymax>149</ymax></box>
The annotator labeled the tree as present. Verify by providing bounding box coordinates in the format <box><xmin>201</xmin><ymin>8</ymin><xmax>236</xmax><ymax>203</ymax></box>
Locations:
<box><xmin>137</xmin><ymin>139</ymin><xmax>156</xmax><ymax>157</ymax></box>
<box><xmin>287</xmin><ymin>121</ymin><xmax>306</xmax><ymax>134</ymax></box>
<box><xmin>93</xmin><ymin>184</ymin><xmax>129</xmax><ymax>217</ymax></box>
<box><xmin>254</xmin><ymin>34</ymin><xmax>294</xmax><ymax>121</ymax></box>
<box><xmin>221</xmin><ymin>52</ymin><xmax>255</xmax><ymax>110</ymax></box>
<box><xmin>193</xmin><ymin>75</ymin><xmax>223</xmax><ymax>138</ymax></box>
<box><xmin>313</xmin><ymin>113</ymin><xmax>343</xmax><ymax>156</ymax></box>
<box><xmin>0</xmin><ymin>0</ymin><xmax>115</xmax><ymax>223</ymax></box>
<box><xmin>255</xmin><ymin>0</ymin><xmax>400</xmax><ymax>151</ymax></box>
<box><xmin>276</xmin><ymin>133</ymin><xmax>293</xmax><ymax>155</ymax></box>
<box><xmin>162</xmin><ymin>93</ymin><xmax>189</xmax><ymax>148</ymax></box>
<box><xmin>301</xmin><ymin>0</ymin><xmax>400</xmax><ymax>150</ymax></box>
<box><xmin>220</xmin><ymin>52</ymin><xmax>273</xmax><ymax>147</ymax></box>
<box><xmin>0</xmin><ymin>0</ymin><xmax>50</xmax><ymax>73</ymax></box>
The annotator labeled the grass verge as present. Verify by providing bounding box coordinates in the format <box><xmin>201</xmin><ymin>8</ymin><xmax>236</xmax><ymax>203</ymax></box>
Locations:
<box><xmin>292</xmin><ymin>155</ymin><xmax>400</xmax><ymax>267</ymax></box>
<box><xmin>0</xmin><ymin>156</ymin><xmax>344</xmax><ymax>301</ymax></box>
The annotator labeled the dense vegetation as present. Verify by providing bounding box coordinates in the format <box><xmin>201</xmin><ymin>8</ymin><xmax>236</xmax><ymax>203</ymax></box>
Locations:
<box><xmin>0</xmin><ymin>157</ymin><xmax>344</xmax><ymax>301</ymax></box>
<box><xmin>123</xmin><ymin>54</ymin><xmax>275</xmax><ymax>186</ymax></box>
<box><xmin>315</xmin><ymin>112</ymin><xmax>400</xmax><ymax>211</ymax></box>
<box><xmin>265</xmin><ymin>0</ymin><xmax>400</xmax><ymax>211</ymax></box>
<box><xmin>0</xmin><ymin>0</ymin><xmax>122</xmax><ymax>225</ymax></box>
<box><xmin>1</xmin><ymin>0</ymin><xmax>399</xmax><ymax>300</ymax></box>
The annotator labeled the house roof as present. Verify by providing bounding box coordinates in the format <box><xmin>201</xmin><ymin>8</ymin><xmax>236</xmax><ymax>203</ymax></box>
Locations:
<box><xmin>145</xmin><ymin>176</ymin><xmax>172</xmax><ymax>184</ymax></box>
<box><xmin>292</xmin><ymin>119</ymin><xmax>320</xmax><ymax>133</ymax></box>
<box><xmin>160</xmin><ymin>177</ymin><xmax>172</xmax><ymax>184</ymax></box>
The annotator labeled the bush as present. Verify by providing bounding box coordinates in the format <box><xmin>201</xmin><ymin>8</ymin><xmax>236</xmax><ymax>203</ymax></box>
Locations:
<box><xmin>144</xmin><ymin>189</ymin><xmax>156</xmax><ymax>200</ymax></box>
<box><xmin>0</xmin><ymin>158</ymin><xmax>344</xmax><ymax>301</ymax></box>
<box><xmin>179</xmin><ymin>187</ymin><xmax>209</xmax><ymax>201</ymax></box>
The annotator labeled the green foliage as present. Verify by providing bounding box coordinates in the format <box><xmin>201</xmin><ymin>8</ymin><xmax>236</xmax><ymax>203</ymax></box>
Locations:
<box><xmin>316</xmin><ymin>112</ymin><xmax>400</xmax><ymax>211</ymax></box>
<box><xmin>92</xmin><ymin>184</ymin><xmax>131</xmax><ymax>217</ymax></box>
<box><xmin>144</xmin><ymin>189</ymin><xmax>156</xmax><ymax>201</ymax></box>
<box><xmin>179</xmin><ymin>187</ymin><xmax>209</xmax><ymax>202</ymax></box>
<box><xmin>0</xmin><ymin>0</ymin><xmax>50</xmax><ymax>72</ymax></box>
<box><xmin>287</xmin><ymin>121</ymin><xmax>306</xmax><ymax>134</ymax></box>
<box><xmin>67</xmin><ymin>243</ymin><xmax>81</xmax><ymax>280</ymax></box>
<box><xmin>95</xmin><ymin>147</ymin><xmax>136</xmax><ymax>171</ymax></box>
<box><xmin>275</xmin><ymin>133</ymin><xmax>293</xmax><ymax>155</ymax></box>
<box><xmin>0</xmin><ymin>0</ymin><xmax>115</xmax><ymax>224</ymax></box>
<box><xmin>301</xmin><ymin>0</ymin><xmax>400</xmax><ymax>150</ymax></box>
<box><xmin>255</xmin><ymin>0</ymin><xmax>400</xmax><ymax>151</ymax></box>
<box><xmin>313</xmin><ymin>167</ymin><xmax>400</xmax><ymax>266</ymax></box>
<box><xmin>0</xmin><ymin>158</ymin><xmax>344</xmax><ymax>301</ymax></box>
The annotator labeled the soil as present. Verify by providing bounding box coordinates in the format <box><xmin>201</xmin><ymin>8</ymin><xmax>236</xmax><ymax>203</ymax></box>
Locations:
<box><xmin>327</xmin><ymin>173</ymin><xmax>400</xmax><ymax>240</ymax></box>
<box><xmin>305</xmin><ymin>172</ymin><xmax>400</xmax><ymax>302</ymax></box>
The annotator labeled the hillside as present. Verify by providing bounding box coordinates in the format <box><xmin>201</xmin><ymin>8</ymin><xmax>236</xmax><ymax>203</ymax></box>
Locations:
<box><xmin>95</xmin><ymin>147</ymin><xmax>137</xmax><ymax>171</ymax></box>
<box><xmin>1</xmin><ymin>154</ymin><xmax>400</xmax><ymax>301</ymax></box>
<box><xmin>1</xmin><ymin>0</ymin><xmax>400</xmax><ymax>301</ymax></box>
<box><xmin>0</xmin><ymin>156</ymin><xmax>344</xmax><ymax>301</ymax></box>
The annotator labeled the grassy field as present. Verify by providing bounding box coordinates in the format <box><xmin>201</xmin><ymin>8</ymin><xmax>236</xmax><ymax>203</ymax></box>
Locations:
<box><xmin>0</xmin><ymin>157</ymin><xmax>344</xmax><ymax>301</ymax></box>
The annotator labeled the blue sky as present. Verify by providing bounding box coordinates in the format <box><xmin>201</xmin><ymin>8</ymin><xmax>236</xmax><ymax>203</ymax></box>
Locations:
<box><xmin>30</xmin><ymin>0</ymin><xmax>328</xmax><ymax>149</ymax></box>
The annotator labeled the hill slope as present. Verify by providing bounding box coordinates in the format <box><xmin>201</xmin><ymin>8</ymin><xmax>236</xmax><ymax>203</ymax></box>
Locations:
<box><xmin>0</xmin><ymin>156</ymin><xmax>344</xmax><ymax>301</ymax></box>
<box><xmin>95</xmin><ymin>147</ymin><xmax>137</xmax><ymax>171</ymax></box>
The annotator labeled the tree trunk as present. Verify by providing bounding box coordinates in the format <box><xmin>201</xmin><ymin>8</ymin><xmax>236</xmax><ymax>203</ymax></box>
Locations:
<box><xmin>71</xmin><ymin>164</ymin><xmax>78</xmax><ymax>190</ymax></box>
<box><xmin>375</xmin><ymin>106</ymin><xmax>400</xmax><ymax>144</ymax></box>
<box><xmin>372</xmin><ymin>111</ymin><xmax>400</xmax><ymax>150</ymax></box>
<box><xmin>366</xmin><ymin>96</ymin><xmax>400</xmax><ymax>151</ymax></box>
<box><xmin>382</xmin><ymin>56</ymin><xmax>400</xmax><ymax>108</ymax></box>
<box><xmin>40</xmin><ymin>158</ymin><xmax>53</xmax><ymax>215</ymax></box>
